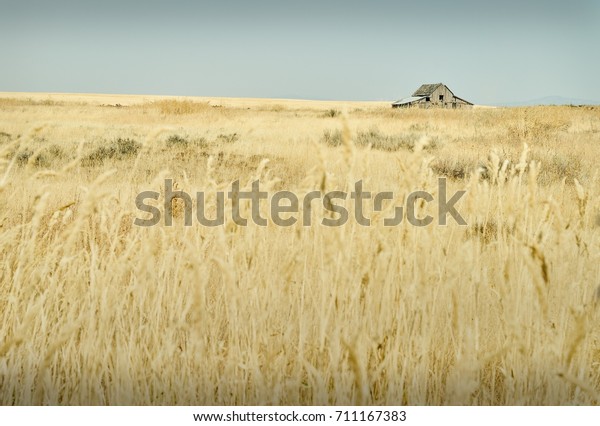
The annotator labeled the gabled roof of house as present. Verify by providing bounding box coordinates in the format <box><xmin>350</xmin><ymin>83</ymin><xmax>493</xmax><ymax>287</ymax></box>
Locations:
<box><xmin>392</xmin><ymin>96</ymin><xmax>426</xmax><ymax>106</ymax></box>
<box><xmin>412</xmin><ymin>83</ymin><xmax>443</xmax><ymax>96</ymax></box>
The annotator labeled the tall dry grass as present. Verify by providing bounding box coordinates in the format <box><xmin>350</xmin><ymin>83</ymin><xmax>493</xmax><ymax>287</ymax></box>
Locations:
<box><xmin>0</xmin><ymin>95</ymin><xmax>600</xmax><ymax>405</ymax></box>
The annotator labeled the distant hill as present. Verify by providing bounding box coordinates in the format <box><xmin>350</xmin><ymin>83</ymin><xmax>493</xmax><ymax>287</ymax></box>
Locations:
<box><xmin>498</xmin><ymin>96</ymin><xmax>600</xmax><ymax>107</ymax></box>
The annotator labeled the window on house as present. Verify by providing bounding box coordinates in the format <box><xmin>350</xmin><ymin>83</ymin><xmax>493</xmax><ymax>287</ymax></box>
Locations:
<box><xmin>439</xmin><ymin>95</ymin><xmax>444</xmax><ymax>102</ymax></box>
<box><xmin>425</xmin><ymin>97</ymin><xmax>430</xmax><ymax>102</ymax></box>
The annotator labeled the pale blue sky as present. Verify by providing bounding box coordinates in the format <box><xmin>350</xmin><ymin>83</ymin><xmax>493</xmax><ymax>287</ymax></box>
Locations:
<box><xmin>1</xmin><ymin>0</ymin><xmax>599</xmax><ymax>105</ymax></box>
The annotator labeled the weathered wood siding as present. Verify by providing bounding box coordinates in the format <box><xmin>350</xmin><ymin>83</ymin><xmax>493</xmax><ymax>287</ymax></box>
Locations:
<box><xmin>417</xmin><ymin>86</ymin><xmax>472</xmax><ymax>109</ymax></box>
<box><xmin>429</xmin><ymin>85</ymin><xmax>455</xmax><ymax>107</ymax></box>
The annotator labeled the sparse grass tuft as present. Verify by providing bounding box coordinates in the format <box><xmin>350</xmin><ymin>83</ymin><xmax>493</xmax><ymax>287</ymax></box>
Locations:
<box><xmin>166</xmin><ymin>134</ymin><xmax>189</xmax><ymax>147</ymax></box>
<box><xmin>166</xmin><ymin>134</ymin><xmax>209</xmax><ymax>150</ymax></box>
<box><xmin>532</xmin><ymin>152</ymin><xmax>583</xmax><ymax>184</ymax></box>
<box><xmin>321</xmin><ymin>129</ymin><xmax>343</xmax><ymax>147</ymax></box>
<box><xmin>16</xmin><ymin>149</ymin><xmax>33</xmax><ymax>166</ymax></box>
<box><xmin>152</xmin><ymin>99</ymin><xmax>211</xmax><ymax>115</ymax></box>
<box><xmin>216</xmin><ymin>133</ymin><xmax>240</xmax><ymax>144</ymax></box>
<box><xmin>322</xmin><ymin>109</ymin><xmax>341</xmax><ymax>118</ymax></box>
<box><xmin>83</xmin><ymin>137</ymin><xmax>141</xmax><ymax>166</ymax></box>
<box><xmin>15</xmin><ymin>144</ymin><xmax>65</xmax><ymax>168</ymax></box>
<box><xmin>355</xmin><ymin>128</ymin><xmax>418</xmax><ymax>151</ymax></box>
<box><xmin>431</xmin><ymin>158</ymin><xmax>472</xmax><ymax>180</ymax></box>
<box><xmin>322</xmin><ymin>127</ymin><xmax>438</xmax><ymax>152</ymax></box>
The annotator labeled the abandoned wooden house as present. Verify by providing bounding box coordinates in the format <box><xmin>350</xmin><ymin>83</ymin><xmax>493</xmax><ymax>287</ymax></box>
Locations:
<box><xmin>392</xmin><ymin>83</ymin><xmax>473</xmax><ymax>109</ymax></box>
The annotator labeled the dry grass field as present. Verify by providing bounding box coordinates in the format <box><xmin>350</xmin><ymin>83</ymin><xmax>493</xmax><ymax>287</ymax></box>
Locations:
<box><xmin>1</xmin><ymin>92</ymin><xmax>600</xmax><ymax>405</ymax></box>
